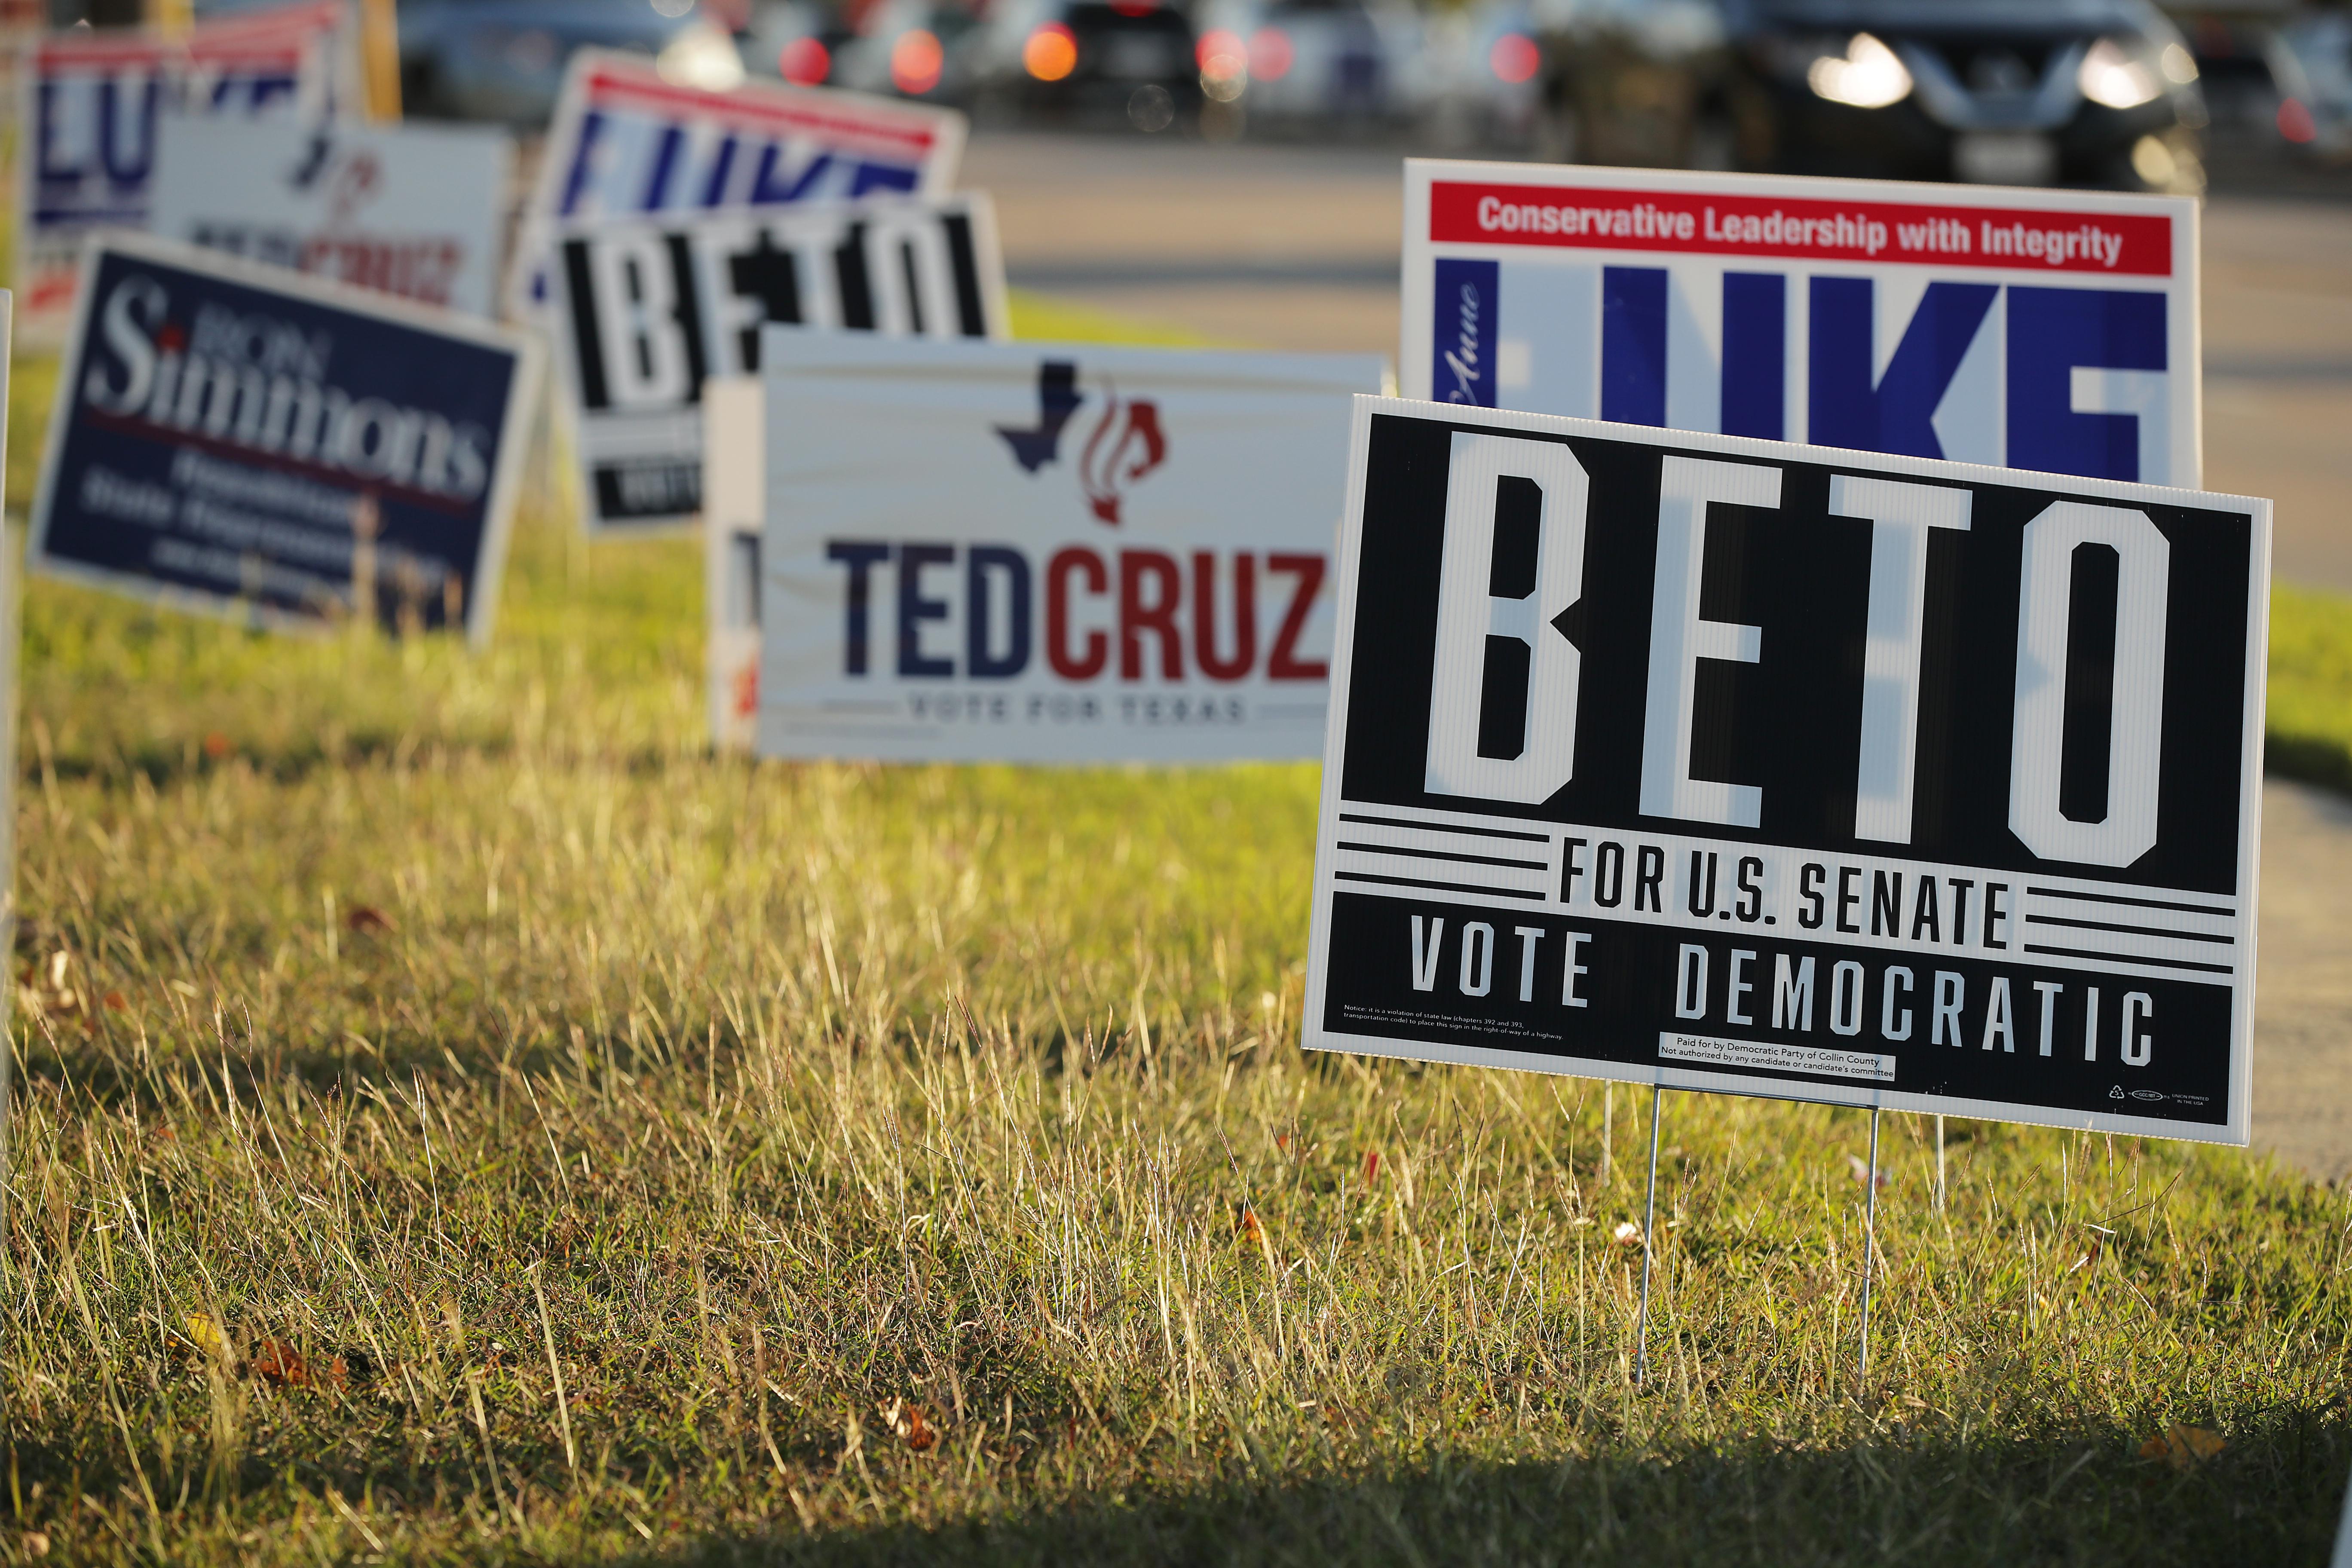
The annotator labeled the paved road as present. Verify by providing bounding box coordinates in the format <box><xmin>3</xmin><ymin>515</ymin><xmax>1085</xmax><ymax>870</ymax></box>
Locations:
<box><xmin>966</xmin><ymin>130</ymin><xmax>2352</xmax><ymax>1177</ymax></box>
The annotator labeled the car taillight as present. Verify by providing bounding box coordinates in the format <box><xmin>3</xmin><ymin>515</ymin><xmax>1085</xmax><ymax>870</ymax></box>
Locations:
<box><xmin>1489</xmin><ymin>33</ymin><xmax>1539</xmax><ymax>85</ymax></box>
<box><xmin>1110</xmin><ymin>0</ymin><xmax>1155</xmax><ymax>14</ymax></box>
<box><xmin>1250</xmin><ymin>26</ymin><xmax>1292</xmax><ymax>80</ymax></box>
<box><xmin>1024</xmin><ymin>21</ymin><xmax>1078</xmax><ymax>80</ymax></box>
<box><xmin>1197</xmin><ymin>27</ymin><xmax>1246</xmax><ymax>82</ymax></box>
<box><xmin>2280</xmin><ymin>97</ymin><xmax>2318</xmax><ymax>143</ymax></box>
<box><xmin>891</xmin><ymin>28</ymin><xmax>943</xmax><ymax>93</ymax></box>
<box><xmin>778</xmin><ymin>36</ymin><xmax>830</xmax><ymax>84</ymax></box>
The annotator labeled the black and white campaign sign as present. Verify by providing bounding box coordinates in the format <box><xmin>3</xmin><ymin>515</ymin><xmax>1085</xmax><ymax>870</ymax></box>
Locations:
<box><xmin>508</xmin><ymin>50</ymin><xmax>965</xmax><ymax>322</ymax></box>
<box><xmin>1304</xmin><ymin>398</ymin><xmax>2269</xmax><ymax>1143</ymax></box>
<box><xmin>150</xmin><ymin>114</ymin><xmax>512</xmax><ymax>319</ymax></box>
<box><xmin>760</xmin><ymin>333</ymin><xmax>1387</xmax><ymax>763</ymax></box>
<box><xmin>29</xmin><ymin>235</ymin><xmax>542</xmax><ymax>645</ymax></box>
<box><xmin>1403</xmin><ymin>162</ymin><xmax>2200</xmax><ymax>487</ymax></box>
<box><xmin>552</xmin><ymin>194</ymin><xmax>1007</xmax><ymax>533</ymax></box>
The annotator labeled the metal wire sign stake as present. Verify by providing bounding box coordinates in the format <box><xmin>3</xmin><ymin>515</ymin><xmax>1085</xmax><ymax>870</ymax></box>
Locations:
<box><xmin>1635</xmin><ymin>1084</ymin><xmax>1663</xmax><ymax>1385</ymax></box>
<box><xmin>1857</xmin><ymin>1106</ymin><xmax>1882</xmax><ymax>1389</ymax></box>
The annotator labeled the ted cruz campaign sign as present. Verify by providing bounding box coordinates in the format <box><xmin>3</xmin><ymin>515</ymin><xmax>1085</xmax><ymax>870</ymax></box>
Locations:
<box><xmin>759</xmin><ymin>334</ymin><xmax>1386</xmax><ymax>763</ymax></box>
<box><xmin>1303</xmin><ymin>398</ymin><xmax>2269</xmax><ymax>1143</ymax></box>
<box><xmin>551</xmin><ymin>194</ymin><xmax>1007</xmax><ymax>533</ymax></box>
<box><xmin>1403</xmin><ymin>162</ymin><xmax>2199</xmax><ymax>488</ymax></box>
<box><xmin>30</xmin><ymin>235</ymin><xmax>542</xmax><ymax>646</ymax></box>
<box><xmin>15</xmin><ymin>1</ymin><xmax>357</xmax><ymax>338</ymax></box>
<box><xmin>509</xmin><ymin>51</ymin><xmax>965</xmax><ymax>322</ymax></box>
<box><xmin>151</xmin><ymin>115</ymin><xmax>512</xmax><ymax>320</ymax></box>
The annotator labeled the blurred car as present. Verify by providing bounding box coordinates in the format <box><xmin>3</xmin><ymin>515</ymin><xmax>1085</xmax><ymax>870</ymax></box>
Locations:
<box><xmin>1536</xmin><ymin>0</ymin><xmax>2210</xmax><ymax>191</ymax></box>
<box><xmin>969</xmin><ymin>0</ymin><xmax>1200</xmax><ymax>130</ymax></box>
<box><xmin>395</xmin><ymin>0</ymin><xmax>726</xmax><ymax>124</ymax></box>
<box><xmin>817</xmin><ymin>0</ymin><xmax>992</xmax><ymax>101</ymax></box>
<box><xmin>2269</xmin><ymin>10</ymin><xmax>2352</xmax><ymax>162</ymax></box>
<box><xmin>1405</xmin><ymin>0</ymin><xmax>1557</xmax><ymax>150</ymax></box>
<box><xmin>1189</xmin><ymin>0</ymin><xmax>1417</xmax><ymax>130</ymax></box>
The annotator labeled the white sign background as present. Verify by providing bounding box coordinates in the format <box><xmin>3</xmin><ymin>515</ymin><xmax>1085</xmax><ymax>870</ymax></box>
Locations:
<box><xmin>151</xmin><ymin>114</ymin><xmax>512</xmax><ymax>319</ymax></box>
<box><xmin>1402</xmin><ymin>161</ymin><xmax>2201</xmax><ymax>489</ymax></box>
<box><xmin>1304</xmin><ymin>396</ymin><xmax>2269</xmax><ymax>1144</ymax></box>
<box><xmin>508</xmin><ymin>51</ymin><xmax>965</xmax><ymax>323</ymax></box>
<box><xmin>759</xmin><ymin>332</ymin><xmax>1386</xmax><ymax>763</ymax></box>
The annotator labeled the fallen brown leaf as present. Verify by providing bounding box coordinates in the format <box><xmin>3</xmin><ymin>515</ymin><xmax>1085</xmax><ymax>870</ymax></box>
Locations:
<box><xmin>343</xmin><ymin>905</ymin><xmax>394</xmax><ymax>934</ymax></box>
<box><xmin>251</xmin><ymin>1338</ymin><xmax>311</xmax><ymax>1388</ymax></box>
<box><xmin>1362</xmin><ymin>1149</ymin><xmax>1381</xmax><ymax>1184</ymax></box>
<box><xmin>101</xmin><ymin>990</ymin><xmax>126</xmax><ymax>1011</ymax></box>
<box><xmin>202</xmin><ymin>732</ymin><xmax>231</xmax><ymax>760</ymax></box>
<box><xmin>2138</xmin><ymin>1424</ymin><xmax>2225</xmax><ymax>1470</ymax></box>
<box><xmin>1237</xmin><ymin>1206</ymin><xmax>1262</xmax><ymax>1242</ymax></box>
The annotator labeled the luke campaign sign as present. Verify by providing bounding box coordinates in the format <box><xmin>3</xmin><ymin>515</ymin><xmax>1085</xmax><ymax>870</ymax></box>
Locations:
<box><xmin>509</xmin><ymin>51</ymin><xmax>965</xmax><ymax>322</ymax></box>
<box><xmin>1304</xmin><ymin>398</ymin><xmax>2268</xmax><ymax>1143</ymax></box>
<box><xmin>551</xmin><ymin>194</ymin><xmax>1007</xmax><ymax>532</ymax></box>
<box><xmin>1402</xmin><ymin>162</ymin><xmax>2200</xmax><ymax>487</ymax></box>
<box><xmin>760</xmin><ymin>333</ymin><xmax>1387</xmax><ymax>763</ymax></box>
<box><xmin>30</xmin><ymin>235</ymin><xmax>542</xmax><ymax>646</ymax></box>
<box><xmin>16</xmin><ymin>1</ymin><xmax>356</xmax><ymax>337</ymax></box>
<box><xmin>151</xmin><ymin>114</ymin><xmax>512</xmax><ymax>319</ymax></box>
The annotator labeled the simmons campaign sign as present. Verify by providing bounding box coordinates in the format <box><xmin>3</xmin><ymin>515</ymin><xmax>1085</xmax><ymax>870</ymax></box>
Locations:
<box><xmin>509</xmin><ymin>51</ymin><xmax>964</xmax><ymax>321</ymax></box>
<box><xmin>759</xmin><ymin>334</ymin><xmax>1385</xmax><ymax>763</ymax></box>
<box><xmin>552</xmin><ymin>194</ymin><xmax>1007</xmax><ymax>532</ymax></box>
<box><xmin>30</xmin><ymin>235</ymin><xmax>541</xmax><ymax>645</ymax></box>
<box><xmin>151</xmin><ymin>115</ymin><xmax>511</xmax><ymax>319</ymax></box>
<box><xmin>1402</xmin><ymin>162</ymin><xmax>2200</xmax><ymax>488</ymax></box>
<box><xmin>1304</xmin><ymin>398</ymin><xmax>2269</xmax><ymax>1143</ymax></box>
<box><xmin>15</xmin><ymin>1</ymin><xmax>356</xmax><ymax>337</ymax></box>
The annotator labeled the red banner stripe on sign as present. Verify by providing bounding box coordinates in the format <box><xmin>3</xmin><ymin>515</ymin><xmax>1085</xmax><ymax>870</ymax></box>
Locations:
<box><xmin>1429</xmin><ymin>181</ymin><xmax>2175</xmax><ymax>277</ymax></box>
<box><xmin>584</xmin><ymin>70</ymin><xmax>941</xmax><ymax>153</ymax></box>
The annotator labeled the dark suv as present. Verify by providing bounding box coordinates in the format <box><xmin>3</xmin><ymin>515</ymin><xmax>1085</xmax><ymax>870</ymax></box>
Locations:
<box><xmin>1540</xmin><ymin>0</ymin><xmax>2208</xmax><ymax>191</ymax></box>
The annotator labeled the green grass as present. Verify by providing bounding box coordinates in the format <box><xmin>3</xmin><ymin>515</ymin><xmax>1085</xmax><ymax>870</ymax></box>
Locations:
<box><xmin>6</xmin><ymin>304</ymin><xmax>2352</xmax><ymax>1565</ymax></box>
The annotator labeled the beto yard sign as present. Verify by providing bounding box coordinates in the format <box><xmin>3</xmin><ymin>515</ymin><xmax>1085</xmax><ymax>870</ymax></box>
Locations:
<box><xmin>758</xmin><ymin>333</ymin><xmax>1385</xmax><ymax>763</ymax></box>
<box><xmin>1304</xmin><ymin>398</ymin><xmax>2269</xmax><ymax>1143</ymax></box>
<box><xmin>1402</xmin><ymin>162</ymin><xmax>2199</xmax><ymax>488</ymax></box>
<box><xmin>550</xmin><ymin>194</ymin><xmax>1007</xmax><ymax>533</ymax></box>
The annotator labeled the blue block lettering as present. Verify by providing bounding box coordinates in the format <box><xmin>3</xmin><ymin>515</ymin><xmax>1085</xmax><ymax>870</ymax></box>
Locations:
<box><xmin>1601</xmin><ymin>266</ymin><xmax>1666</xmax><ymax>426</ymax></box>
<box><xmin>897</xmin><ymin>542</ymin><xmax>956</xmax><ymax>677</ymax></box>
<box><xmin>1719</xmin><ymin>273</ymin><xmax>1785</xmax><ymax>440</ymax></box>
<box><xmin>826</xmin><ymin>540</ymin><xmax>891</xmax><ymax>676</ymax></box>
<box><xmin>967</xmin><ymin>545</ymin><xmax>1032</xmax><ymax>679</ymax></box>
<box><xmin>2005</xmin><ymin>286</ymin><xmax>2166</xmax><ymax>481</ymax></box>
<box><xmin>1809</xmin><ymin>278</ymin><xmax>1997</xmax><ymax>458</ymax></box>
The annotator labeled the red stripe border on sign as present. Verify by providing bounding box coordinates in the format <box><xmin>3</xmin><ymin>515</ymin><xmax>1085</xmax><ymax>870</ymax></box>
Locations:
<box><xmin>583</xmin><ymin>70</ymin><xmax>940</xmax><ymax>154</ymax></box>
<box><xmin>1429</xmin><ymin>181</ymin><xmax>2174</xmax><ymax>277</ymax></box>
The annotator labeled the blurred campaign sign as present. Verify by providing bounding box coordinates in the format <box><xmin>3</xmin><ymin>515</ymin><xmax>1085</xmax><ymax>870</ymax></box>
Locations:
<box><xmin>150</xmin><ymin>115</ymin><xmax>512</xmax><ymax>318</ymax></box>
<box><xmin>1304</xmin><ymin>397</ymin><xmax>2269</xmax><ymax>1143</ymax></box>
<box><xmin>551</xmin><ymin>193</ymin><xmax>1007</xmax><ymax>532</ymax></box>
<box><xmin>15</xmin><ymin>1</ymin><xmax>358</xmax><ymax>337</ymax></box>
<box><xmin>759</xmin><ymin>333</ymin><xmax>1385</xmax><ymax>763</ymax></box>
<box><xmin>1402</xmin><ymin>162</ymin><xmax>2201</xmax><ymax>488</ymax></box>
<box><xmin>705</xmin><ymin>377</ymin><xmax>763</xmax><ymax>752</ymax></box>
<box><xmin>509</xmin><ymin>50</ymin><xmax>965</xmax><ymax>321</ymax></box>
<box><xmin>30</xmin><ymin>235</ymin><xmax>542</xmax><ymax>646</ymax></box>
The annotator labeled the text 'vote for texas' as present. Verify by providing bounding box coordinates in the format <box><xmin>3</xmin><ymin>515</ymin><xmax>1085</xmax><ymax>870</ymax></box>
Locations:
<box><xmin>1304</xmin><ymin>399</ymin><xmax>2269</xmax><ymax>1143</ymax></box>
